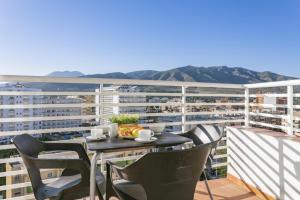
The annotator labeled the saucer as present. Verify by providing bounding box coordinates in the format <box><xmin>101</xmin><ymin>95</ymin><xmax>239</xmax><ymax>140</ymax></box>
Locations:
<box><xmin>135</xmin><ymin>137</ymin><xmax>157</xmax><ymax>143</ymax></box>
<box><xmin>86</xmin><ymin>135</ymin><xmax>106</xmax><ymax>141</ymax></box>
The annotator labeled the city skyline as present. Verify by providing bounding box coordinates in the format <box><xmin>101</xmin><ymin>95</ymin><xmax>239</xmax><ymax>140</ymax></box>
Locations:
<box><xmin>1</xmin><ymin>0</ymin><xmax>300</xmax><ymax>77</ymax></box>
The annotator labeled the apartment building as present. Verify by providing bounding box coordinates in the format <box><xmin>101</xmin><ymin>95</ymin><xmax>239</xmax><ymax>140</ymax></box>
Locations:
<box><xmin>99</xmin><ymin>85</ymin><xmax>147</xmax><ymax>124</ymax></box>
<box><xmin>0</xmin><ymin>84</ymin><xmax>43</xmax><ymax>144</ymax></box>
<box><xmin>41</xmin><ymin>95</ymin><xmax>83</xmax><ymax>130</ymax></box>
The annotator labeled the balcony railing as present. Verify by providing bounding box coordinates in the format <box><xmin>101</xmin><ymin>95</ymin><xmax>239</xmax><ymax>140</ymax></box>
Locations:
<box><xmin>0</xmin><ymin>75</ymin><xmax>299</xmax><ymax>199</ymax></box>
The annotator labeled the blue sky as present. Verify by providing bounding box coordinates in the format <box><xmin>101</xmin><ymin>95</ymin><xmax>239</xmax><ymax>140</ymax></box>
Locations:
<box><xmin>0</xmin><ymin>0</ymin><xmax>300</xmax><ymax>77</ymax></box>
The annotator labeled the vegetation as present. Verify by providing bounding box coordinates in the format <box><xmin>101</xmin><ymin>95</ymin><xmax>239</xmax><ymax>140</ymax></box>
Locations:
<box><xmin>110</xmin><ymin>114</ymin><xmax>139</xmax><ymax>125</ymax></box>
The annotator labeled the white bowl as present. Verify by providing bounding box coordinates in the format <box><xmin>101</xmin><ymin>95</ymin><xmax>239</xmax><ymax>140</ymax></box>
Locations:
<box><xmin>149</xmin><ymin>125</ymin><xmax>165</xmax><ymax>133</ymax></box>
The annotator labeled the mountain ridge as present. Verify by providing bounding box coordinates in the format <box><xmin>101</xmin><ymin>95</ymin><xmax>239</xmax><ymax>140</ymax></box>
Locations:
<box><xmin>47</xmin><ymin>71</ymin><xmax>84</xmax><ymax>77</ymax></box>
<box><xmin>37</xmin><ymin>66</ymin><xmax>296</xmax><ymax>91</ymax></box>
<box><xmin>80</xmin><ymin>65</ymin><xmax>296</xmax><ymax>84</ymax></box>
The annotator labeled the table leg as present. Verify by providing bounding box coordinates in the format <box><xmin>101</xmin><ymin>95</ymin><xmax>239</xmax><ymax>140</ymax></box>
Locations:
<box><xmin>90</xmin><ymin>152</ymin><xmax>101</xmax><ymax>200</ymax></box>
<box><xmin>105</xmin><ymin>162</ymin><xmax>118</xmax><ymax>200</ymax></box>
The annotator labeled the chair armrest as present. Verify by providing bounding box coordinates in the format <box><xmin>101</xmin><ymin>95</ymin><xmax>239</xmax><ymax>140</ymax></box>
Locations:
<box><xmin>43</xmin><ymin>142</ymin><xmax>90</xmax><ymax>165</ymax></box>
<box><xmin>34</xmin><ymin>158</ymin><xmax>90</xmax><ymax>184</ymax></box>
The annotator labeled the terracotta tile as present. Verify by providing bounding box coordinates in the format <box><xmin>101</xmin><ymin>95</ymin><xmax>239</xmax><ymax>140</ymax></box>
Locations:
<box><xmin>92</xmin><ymin>179</ymin><xmax>261</xmax><ymax>200</ymax></box>
<box><xmin>194</xmin><ymin>179</ymin><xmax>261</xmax><ymax>200</ymax></box>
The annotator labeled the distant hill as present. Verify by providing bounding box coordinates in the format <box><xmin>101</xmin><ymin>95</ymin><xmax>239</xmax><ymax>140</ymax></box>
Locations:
<box><xmin>47</xmin><ymin>71</ymin><xmax>84</xmax><ymax>77</ymax></box>
<box><xmin>86</xmin><ymin>65</ymin><xmax>295</xmax><ymax>84</ymax></box>
<box><xmin>29</xmin><ymin>66</ymin><xmax>296</xmax><ymax>91</ymax></box>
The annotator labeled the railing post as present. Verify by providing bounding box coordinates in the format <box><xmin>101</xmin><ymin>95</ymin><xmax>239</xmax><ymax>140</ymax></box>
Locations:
<box><xmin>95</xmin><ymin>84</ymin><xmax>103</xmax><ymax>124</ymax></box>
<box><xmin>244</xmin><ymin>88</ymin><xmax>250</xmax><ymax>127</ymax></box>
<box><xmin>287</xmin><ymin>85</ymin><xmax>294</xmax><ymax>135</ymax></box>
<box><xmin>181</xmin><ymin>86</ymin><xmax>186</xmax><ymax>133</ymax></box>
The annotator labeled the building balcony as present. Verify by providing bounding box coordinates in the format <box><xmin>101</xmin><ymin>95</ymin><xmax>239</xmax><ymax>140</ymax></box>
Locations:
<box><xmin>0</xmin><ymin>75</ymin><xmax>299</xmax><ymax>199</ymax></box>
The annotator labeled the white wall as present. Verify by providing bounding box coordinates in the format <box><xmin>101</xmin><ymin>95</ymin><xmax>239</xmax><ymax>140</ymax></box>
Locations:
<box><xmin>227</xmin><ymin>127</ymin><xmax>300</xmax><ymax>200</ymax></box>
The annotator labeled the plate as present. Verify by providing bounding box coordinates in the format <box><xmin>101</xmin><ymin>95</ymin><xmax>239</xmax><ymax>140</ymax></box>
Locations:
<box><xmin>118</xmin><ymin>135</ymin><xmax>137</xmax><ymax>140</ymax></box>
<box><xmin>135</xmin><ymin>137</ymin><xmax>157</xmax><ymax>143</ymax></box>
<box><xmin>86</xmin><ymin>135</ymin><xmax>106</xmax><ymax>141</ymax></box>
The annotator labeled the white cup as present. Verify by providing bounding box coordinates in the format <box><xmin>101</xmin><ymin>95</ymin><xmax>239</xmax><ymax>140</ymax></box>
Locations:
<box><xmin>91</xmin><ymin>128</ymin><xmax>104</xmax><ymax>138</ymax></box>
<box><xmin>138</xmin><ymin>129</ymin><xmax>154</xmax><ymax>141</ymax></box>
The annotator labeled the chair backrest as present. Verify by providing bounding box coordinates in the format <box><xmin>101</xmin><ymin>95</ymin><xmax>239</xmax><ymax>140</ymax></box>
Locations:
<box><xmin>120</xmin><ymin>143</ymin><xmax>213</xmax><ymax>200</ymax></box>
<box><xmin>181</xmin><ymin>124</ymin><xmax>224</xmax><ymax>153</ymax></box>
<box><xmin>12</xmin><ymin>134</ymin><xmax>45</xmax><ymax>194</ymax></box>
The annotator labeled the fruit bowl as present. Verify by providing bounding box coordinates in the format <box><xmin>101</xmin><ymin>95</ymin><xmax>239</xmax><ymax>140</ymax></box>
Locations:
<box><xmin>118</xmin><ymin>124</ymin><xmax>144</xmax><ymax>139</ymax></box>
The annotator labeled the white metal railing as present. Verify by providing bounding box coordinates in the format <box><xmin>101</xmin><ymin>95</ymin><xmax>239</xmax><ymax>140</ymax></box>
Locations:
<box><xmin>0</xmin><ymin>75</ymin><xmax>245</xmax><ymax>199</ymax></box>
<box><xmin>244</xmin><ymin>80</ymin><xmax>300</xmax><ymax>135</ymax></box>
<box><xmin>1</xmin><ymin>74</ymin><xmax>300</xmax><ymax>199</ymax></box>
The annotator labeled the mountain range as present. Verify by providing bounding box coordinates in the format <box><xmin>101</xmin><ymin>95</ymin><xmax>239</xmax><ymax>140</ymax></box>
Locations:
<box><xmin>49</xmin><ymin>65</ymin><xmax>296</xmax><ymax>84</ymax></box>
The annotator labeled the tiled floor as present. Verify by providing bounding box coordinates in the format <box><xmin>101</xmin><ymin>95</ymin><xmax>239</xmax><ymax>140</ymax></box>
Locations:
<box><xmin>194</xmin><ymin>179</ymin><xmax>261</xmax><ymax>200</ymax></box>
<box><xmin>96</xmin><ymin>178</ymin><xmax>261</xmax><ymax>200</ymax></box>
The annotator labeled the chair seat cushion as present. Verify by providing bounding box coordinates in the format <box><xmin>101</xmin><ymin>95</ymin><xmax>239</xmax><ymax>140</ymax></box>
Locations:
<box><xmin>40</xmin><ymin>174</ymin><xmax>82</xmax><ymax>199</ymax></box>
<box><xmin>39</xmin><ymin>170</ymin><xmax>105</xmax><ymax>199</ymax></box>
<box><xmin>113</xmin><ymin>179</ymin><xmax>147</xmax><ymax>200</ymax></box>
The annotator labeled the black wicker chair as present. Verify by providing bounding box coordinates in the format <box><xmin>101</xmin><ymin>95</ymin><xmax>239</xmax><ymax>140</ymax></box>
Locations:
<box><xmin>12</xmin><ymin>134</ymin><xmax>105</xmax><ymax>200</ymax></box>
<box><xmin>107</xmin><ymin>143</ymin><xmax>214</xmax><ymax>200</ymax></box>
<box><xmin>180</xmin><ymin>124</ymin><xmax>225</xmax><ymax>200</ymax></box>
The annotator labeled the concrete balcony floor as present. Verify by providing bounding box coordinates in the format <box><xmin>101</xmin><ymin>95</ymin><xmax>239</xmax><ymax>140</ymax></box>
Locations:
<box><xmin>194</xmin><ymin>179</ymin><xmax>261</xmax><ymax>200</ymax></box>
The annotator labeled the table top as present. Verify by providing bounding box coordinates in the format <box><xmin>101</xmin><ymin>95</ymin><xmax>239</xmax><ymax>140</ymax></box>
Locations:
<box><xmin>86</xmin><ymin>132</ymin><xmax>191</xmax><ymax>152</ymax></box>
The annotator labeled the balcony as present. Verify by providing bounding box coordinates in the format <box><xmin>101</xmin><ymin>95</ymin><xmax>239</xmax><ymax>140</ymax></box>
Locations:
<box><xmin>0</xmin><ymin>75</ymin><xmax>299</xmax><ymax>199</ymax></box>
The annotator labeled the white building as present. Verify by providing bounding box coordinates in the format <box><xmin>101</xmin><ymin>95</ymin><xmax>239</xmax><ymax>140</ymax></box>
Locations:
<box><xmin>0</xmin><ymin>84</ymin><xmax>83</xmax><ymax>143</ymax></box>
<box><xmin>42</xmin><ymin>95</ymin><xmax>83</xmax><ymax>129</ymax></box>
<box><xmin>99</xmin><ymin>85</ymin><xmax>146</xmax><ymax>123</ymax></box>
<box><xmin>0</xmin><ymin>84</ymin><xmax>43</xmax><ymax>144</ymax></box>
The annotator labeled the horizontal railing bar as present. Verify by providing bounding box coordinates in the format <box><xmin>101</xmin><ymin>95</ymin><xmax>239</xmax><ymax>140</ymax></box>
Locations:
<box><xmin>0</xmin><ymin>157</ymin><xmax>22</xmax><ymax>164</ymax></box>
<box><xmin>98</xmin><ymin>112</ymin><xmax>183</xmax><ymax>118</ymax></box>
<box><xmin>249</xmin><ymin>121</ymin><xmax>286</xmax><ymax>130</ymax></box>
<box><xmin>101</xmin><ymin>92</ymin><xmax>182</xmax><ymax>96</ymax></box>
<box><xmin>0</xmin><ymin>91</ymin><xmax>101</xmax><ymax>96</ymax></box>
<box><xmin>0</xmin><ymin>168</ymin><xmax>54</xmax><ymax>178</ymax></box>
<box><xmin>211</xmin><ymin>162</ymin><xmax>228</xmax><ymax>168</ymax></box>
<box><xmin>104</xmin><ymin>155</ymin><xmax>143</xmax><ymax>163</ymax></box>
<box><xmin>185</xmin><ymin>111</ymin><xmax>244</xmax><ymax>115</ymax></box>
<box><xmin>4</xmin><ymin>194</ymin><xmax>34</xmax><ymax>200</ymax></box>
<box><xmin>0</xmin><ymin>126</ymin><xmax>95</xmax><ymax>137</ymax></box>
<box><xmin>185</xmin><ymin>119</ymin><xmax>244</xmax><ymax>125</ymax></box>
<box><xmin>101</xmin><ymin>92</ymin><xmax>245</xmax><ymax>97</ymax></box>
<box><xmin>245</xmin><ymin>79</ymin><xmax>300</xmax><ymax>88</ymax></box>
<box><xmin>0</xmin><ymin>115</ymin><xmax>101</xmax><ymax>123</ymax></box>
<box><xmin>0</xmin><ymin>91</ymin><xmax>246</xmax><ymax>97</ymax></box>
<box><xmin>139</xmin><ymin>122</ymin><xmax>182</xmax><ymax>127</ymax></box>
<box><xmin>0</xmin><ymin>177</ymin><xmax>58</xmax><ymax>192</ymax></box>
<box><xmin>136</xmin><ymin>112</ymin><xmax>182</xmax><ymax>117</ymax></box>
<box><xmin>0</xmin><ymin>151</ymin><xmax>78</xmax><ymax>164</ymax></box>
<box><xmin>185</xmin><ymin>102</ymin><xmax>244</xmax><ymax>106</ymax></box>
<box><xmin>293</xmin><ymin>116</ymin><xmax>300</xmax><ymax>121</ymax></box>
<box><xmin>213</xmin><ymin>154</ymin><xmax>228</xmax><ymax>159</ymax></box>
<box><xmin>0</xmin><ymin>138</ymin><xmax>85</xmax><ymax>151</ymax></box>
<box><xmin>216</xmin><ymin>145</ymin><xmax>227</xmax><ymax>150</ymax></box>
<box><xmin>249</xmin><ymin>93</ymin><xmax>287</xmax><ymax>98</ymax></box>
<box><xmin>102</xmin><ymin>102</ymin><xmax>182</xmax><ymax>107</ymax></box>
<box><xmin>249</xmin><ymin>112</ymin><xmax>287</xmax><ymax>119</ymax></box>
<box><xmin>0</xmin><ymin>144</ymin><xmax>15</xmax><ymax>150</ymax></box>
<box><xmin>0</xmin><ymin>75</ymin><xmax>244</xmax><ymax>88</ymax></box>
<box><xmin>293</xmin><ymin>93</ymin><xmax>300</xmax><ymax>97</ymax></box>
<box><xmin>0</xmin><ymin>103</ymin><xmax>99</xmax><ymax>109</ymax></box>
<box><xmin>294</xmin><ymin>128</ymin><xmax>300</xmax><ymax>132</ymax></box>
<box><xmin>184</xmin><ymin>93</ymin><xmax>244</xmax><ymax>97</ymax></box>
<box><xmin>101</xmin><ymin>111</ymin><xmax>244</xmax><ymax>118</ymax></box>
<box><xmin>249</xmin><ymin>103</ymin><xmax>287</xmax><ymax>108</ymax></box>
